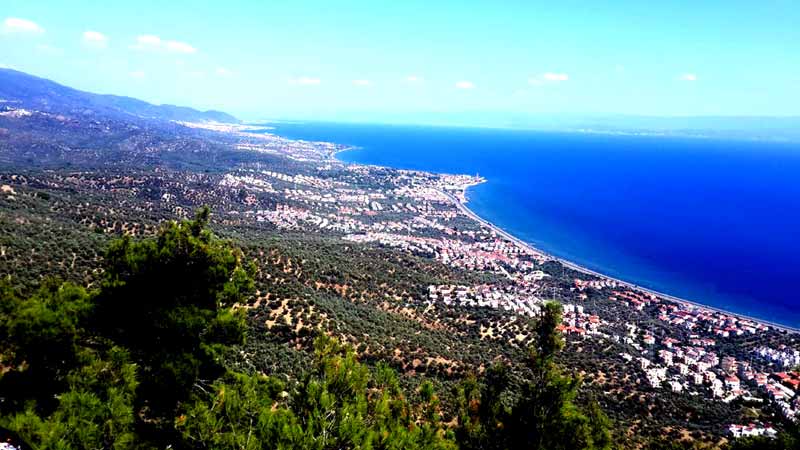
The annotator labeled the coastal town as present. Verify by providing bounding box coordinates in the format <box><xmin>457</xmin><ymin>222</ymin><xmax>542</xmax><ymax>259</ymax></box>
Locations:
<box><xmin>189</xmin><ymin>123</ymin><xmax>800</xmax><ymax>440</ymax></box>
<box><xmin>1</xmin><ymin>0</ymin><xmax>797</xmax><ymax>442</ymax></box>
<box><xmin>2</xmin><ymin>111</ymin><xmax>799</xmax><ymax>446</ymax></box>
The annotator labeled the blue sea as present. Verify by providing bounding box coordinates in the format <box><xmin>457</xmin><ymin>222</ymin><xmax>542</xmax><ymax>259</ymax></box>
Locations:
<box><xmin>270</xmin><ymin>122</ymin><xmax>800</xmax><ymax>328</ymax></box>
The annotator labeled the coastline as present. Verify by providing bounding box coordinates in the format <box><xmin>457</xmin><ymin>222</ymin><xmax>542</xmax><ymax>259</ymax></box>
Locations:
<box><xmin>330</xmin><ymin>146</ymin><xmax>358</xmax><ymax>160</ymax></box>
<box><xmin>329</xmin><ymin>146</ymin><xmax>799</xmax><ymax>334</ymax></box>
<box><xmin>449</xmin><ymin>186</ymin><xmax>800</xmax><ymax>334</ymax></box>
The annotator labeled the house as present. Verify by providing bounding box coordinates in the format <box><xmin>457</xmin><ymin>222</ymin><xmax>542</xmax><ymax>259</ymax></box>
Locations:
<box><xmin>725</xmin><ymin>375</ymin><xmax>740</xmax><ymax>390</ymax></box>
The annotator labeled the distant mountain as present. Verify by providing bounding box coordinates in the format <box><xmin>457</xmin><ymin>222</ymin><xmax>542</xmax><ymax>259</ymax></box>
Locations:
<box><xmin>0</xmin><ymin>68</ymin><xmax>238</xmax><ymax>124</ymax></box>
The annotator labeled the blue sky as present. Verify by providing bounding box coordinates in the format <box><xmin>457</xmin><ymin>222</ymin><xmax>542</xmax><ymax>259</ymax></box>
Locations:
<box><xmin>1</xmin><ymin>0</ymin><xmax>798</xmax><ymax>122</ymax></box>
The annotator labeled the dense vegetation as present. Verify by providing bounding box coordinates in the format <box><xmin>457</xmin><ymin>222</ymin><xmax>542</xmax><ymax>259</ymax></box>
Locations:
<box><xmin>3</xmin><ymin>68</ymin><xmax>799</xmax><ymax>449</ymax></box>
<box><xmin>3</xmin><ymin>173</ymin><xmax>797</xmax><ymax>448</ymax></box>
<box><xmin>0</xmin><ymin>208</ymin><xmax>615</xmax><ymax>449</ymax></box>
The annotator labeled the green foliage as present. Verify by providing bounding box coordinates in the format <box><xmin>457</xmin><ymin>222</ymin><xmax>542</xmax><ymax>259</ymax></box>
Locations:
<box><xmin>0</xmin><ymin>279</ymin><xmax>139</xmax><ymax>449</ymax></box>
<box><xmin>586</xmin><ymin>397</ymin><xmax>613</xmax><ymax>450</ymax></box>
<box><xmin>0</xmin><ymin>279</ymin><xmax>92</xmax><ymax>412</ymax></box>
<box><xmin>177</xmin><ymin>335</ymin><xmax>457</xmax><ymax>450</ymax></box>
<box><xmin>1</xmin><ymin>207</ymin><xmax>254</xmax><ymax>448</ymax></box>
<box><xmin>454</xmin><ymin>365</ymin><xmax>512</xmax><ymax>450</ymax></box>
<box><xmin>3</xmin><ymin>347</ymin><xmax>139</xmax><ymax>450</ymax></box>
<box><xmin>92</xmin><ymin>207</ymin><xmax>253</xmax><ymax>417</ymax></box>
<box><xmin>176</xmin><ymin>371</ymin><xmax>291</xmax><ymax>449</ymax></box>
<box><xmin>455</xmin><ymin>301</ymin><xmax>613</xmax><ymax>450</ymax></box>
<box><xmin>534</xmin><ymin>302</ymin><xmax>566</xmax><ymax>361</ymax></box>
<box><xmin>0</xmin><ymin>210</ymin><xmax>618</xmax><ymax>450</ymax></box>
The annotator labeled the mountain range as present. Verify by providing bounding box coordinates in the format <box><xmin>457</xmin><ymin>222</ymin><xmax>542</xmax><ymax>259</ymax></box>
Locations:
<box><xmin>0</xmin><ymin>68</ymin><xmax>238</xmax><ymax>124</ymax></box>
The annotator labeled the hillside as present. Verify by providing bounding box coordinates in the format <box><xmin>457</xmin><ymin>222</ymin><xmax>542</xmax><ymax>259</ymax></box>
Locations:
<box><xmin>0</xmin><ymin>70</ymin><xmax>796</xmax><ymax>450</ymax></box>
<box><xmin>0</xmin><ymin>68</ymin><xmax>238</xmax><ymax>124</ymax></box>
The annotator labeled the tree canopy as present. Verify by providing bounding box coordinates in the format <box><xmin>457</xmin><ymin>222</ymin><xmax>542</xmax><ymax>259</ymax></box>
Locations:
<box><xmin>454</xmin><ymin>302</ymin><xmax>612</xmax><ymax>450</ymax></box>
<box><xmin>0</xmin><ymin>209</ymin><xmax>621</xmax><ymax>450</ymax></box>
<box><xmin>92</xmin><ymin>207</ymin><xmax>253</xmax><ymax>421</ymax></box>
<box><xmin>177</xmin><ymin>336</ymin><xmax>456</xmax><ymax>450</ymax></box>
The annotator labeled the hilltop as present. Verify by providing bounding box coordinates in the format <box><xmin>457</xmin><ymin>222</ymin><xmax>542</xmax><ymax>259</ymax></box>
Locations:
<box><xmin>0</xmin><ymin>68</ymin><xmax>238</xmax><ymax>124</ymax></box>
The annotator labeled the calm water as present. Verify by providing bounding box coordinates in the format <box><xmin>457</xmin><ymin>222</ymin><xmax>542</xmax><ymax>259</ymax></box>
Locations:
<box><xmin>271</xmin><ymin>122</ymin><xmax>800</xmax><ymax>327</ymax></box>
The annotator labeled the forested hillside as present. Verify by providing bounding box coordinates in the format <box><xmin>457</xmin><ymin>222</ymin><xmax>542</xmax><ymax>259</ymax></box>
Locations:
<box><xmin>1</xmin><ymin>210</ymin><xmax>612</xmax><ymax>449</ymax></box>
<box><xmin>2</xmin><ymin>70</ymin><xmax>798</xmax><ymax>450</ymax></box>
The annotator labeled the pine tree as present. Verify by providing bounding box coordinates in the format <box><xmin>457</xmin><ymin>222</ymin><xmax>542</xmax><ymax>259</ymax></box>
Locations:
<box><xmin>92</xmin><ymin>207</ymin><xmax>254</xmax><ymax>425</ymax></box>
<box><xmin>455</xmin><ymin>301</ymin><xmax>614</xmax><ymax>450</ymax></box>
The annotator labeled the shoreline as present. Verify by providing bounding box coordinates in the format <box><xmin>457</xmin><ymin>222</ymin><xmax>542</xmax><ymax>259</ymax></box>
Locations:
<box><xmin>327</xmin><ymin>146</ymin><xmax>799</xmax><ymax>334</ymax></box>
<box><xmin>447</xmin><ymin>187</ymin><xmax>800</xmax><ymax>334</ymax></box>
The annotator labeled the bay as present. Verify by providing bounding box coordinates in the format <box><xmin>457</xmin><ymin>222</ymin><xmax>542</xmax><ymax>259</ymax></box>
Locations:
<box><xmin>271</xmin><ymin>121</ymin><xmax>800</xmax><ymax>328</ymax></box>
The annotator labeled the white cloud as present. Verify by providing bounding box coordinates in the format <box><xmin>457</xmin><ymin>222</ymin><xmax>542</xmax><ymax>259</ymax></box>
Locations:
<box><xmin>130</xmin><ymin>70</ymin><xmax>146</xmax><ymax>79</ymax></box>
<box><xmin>455</xmin><ymin>81</ymin><xmax>475</xmax><ymax>89</ymax></box>
<box><xmin>0</xmin><ymin>63</ymin><xmax>16</xmax><ymax>70</ymax></box>
<box><xmin>679</xmin><ymin>73</ymin><xmax>697</xmax><ymax>81</ymax></box>
<box><xmin>131</xmin><ymin>35</ymin><xmax>196</xmax><ymax>53</ymax></box>
<box><xmin>215</xmin><ymin>67</ymin><xmax>232</xmax><ymax>76</ymax></box>
<box><xmin>352</xmin><ymin>79</ymin><xmax>371</xmax><ymax>86</ymax></box>
<box><xmin>529</xmin><ymin>72</ymin><xmax>569</xmax><ymax>86</ymax></box>
<box><xmin>82</xmin><ymin>31</ymin><xmax>107</xmax><ymax>49</ymax></box>
<box><xmin>2</xmin><ymin>17</ymin><xmax>44</xmax><ymax>34</ymax></box>
<box><xmin>131</xmin><ymin>34</ymin><xmax>161</xmax><ymax>51</ymax></box>
<box><xmin>289</xmin><ymin>76</ymin><xmax>321</xmax><ymax>86</ymax></box>
<box><xmin>165</xmin><ymin>40</ymin><xmax>196</xmax><ymax>54</ymax></box>
<box><xmin>542</xmin><ymin>72</ymin><xmax>569</xmax><ymax>81</ymax></box>
<box><xmin>138</xmin><ymin>35</ymin><xmax>161</xmax><ymax>45</ymax></box>
<box><xmin>406</xmin><ymin>75</ymin><xmax>422</xmax><ymax>83</ymax></box>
